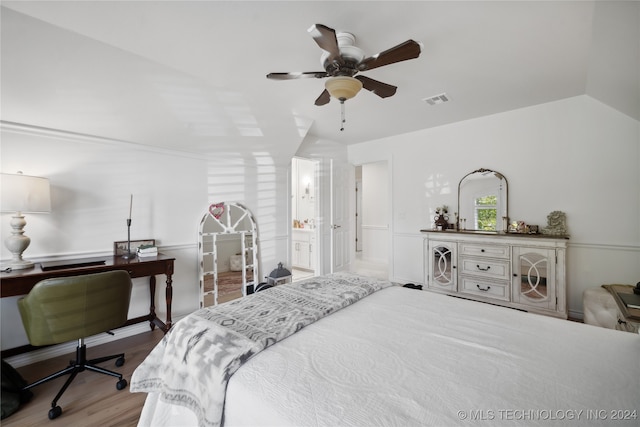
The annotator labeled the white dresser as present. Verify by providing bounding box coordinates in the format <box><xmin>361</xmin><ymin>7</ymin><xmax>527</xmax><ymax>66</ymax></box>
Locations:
<box><xmin>422</xmin><ymin>230</ymin><xmax>568</xmax><ymax>318</ymax></box>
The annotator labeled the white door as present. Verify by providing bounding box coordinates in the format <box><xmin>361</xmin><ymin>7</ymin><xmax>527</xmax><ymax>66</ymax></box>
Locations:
<box><xmin>330</xmin><ymin>159</ymin><xmax>352</xmax><ymax>272</ymax></box>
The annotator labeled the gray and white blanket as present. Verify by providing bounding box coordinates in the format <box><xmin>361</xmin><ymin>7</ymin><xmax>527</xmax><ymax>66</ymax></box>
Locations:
<box><xmin>130</xmin><ymin>272</ymin><xmax>393</xmax><ymax>427</ymax></box>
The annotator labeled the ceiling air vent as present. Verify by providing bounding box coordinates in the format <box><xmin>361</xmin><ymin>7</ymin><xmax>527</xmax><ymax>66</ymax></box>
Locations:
<box><xmin>423</xmin><ymin>93</ymin><xmax>450</xmax><ymax>106</ymax></box>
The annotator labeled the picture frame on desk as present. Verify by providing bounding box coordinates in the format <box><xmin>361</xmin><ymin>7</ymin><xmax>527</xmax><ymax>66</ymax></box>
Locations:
<box><xmin>113</xmin><ymin>239</ymin><xmax>155</xmax><ymax>256</ymax></box>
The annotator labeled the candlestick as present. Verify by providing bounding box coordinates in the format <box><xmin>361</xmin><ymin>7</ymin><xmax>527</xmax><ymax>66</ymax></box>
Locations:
<box><xmin>123</xmin><ymin>194</ymin><xmax>135</xmax><ymax>259</ymax></box>
<box><xmin>122</xmin><ymin>218</ymin><xmax>136</xmax><ymax>259</ymax></box>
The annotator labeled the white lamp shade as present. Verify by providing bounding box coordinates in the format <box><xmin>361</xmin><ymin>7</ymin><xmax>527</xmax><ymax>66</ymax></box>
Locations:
<box><xmin>325</xmin><ymin>76</ymin><xmax>363</xmax><ymax>101</ymax></box>
<box><xmin>1</xmin><ymin>173</ymin><xmax>51</xmax><ymax>213</ymax></box>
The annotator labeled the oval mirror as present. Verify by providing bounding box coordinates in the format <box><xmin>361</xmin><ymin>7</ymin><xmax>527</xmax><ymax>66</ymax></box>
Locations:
<box><xmin>457</xmin><ymin>168</ymin><xmax>508</xmax><ymax>232</ymax></box>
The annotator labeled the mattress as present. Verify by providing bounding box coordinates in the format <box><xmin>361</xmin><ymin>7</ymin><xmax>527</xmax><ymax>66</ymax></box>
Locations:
<box><xmin>138</xmin><ymin>285</ymin><xmax>640</xmax><ymax>427</ymax></box>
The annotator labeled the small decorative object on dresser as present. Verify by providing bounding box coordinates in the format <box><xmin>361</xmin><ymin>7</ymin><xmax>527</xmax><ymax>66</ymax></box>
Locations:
<box><xmin>541</xmin><ymin>210</ymin><xmax>568</xmax><ymax>236</ymax></box>
<box><xmin>433</xmin><ymin>206</ymin><xmax>449</xmax><ymax>231</ymax></box>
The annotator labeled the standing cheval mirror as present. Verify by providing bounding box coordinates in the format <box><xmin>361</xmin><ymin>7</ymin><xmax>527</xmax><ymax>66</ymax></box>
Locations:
<box><xmin>199</xmin><ymin>202</ymin><xmax>259</xmax><ymax>307</ymax></box>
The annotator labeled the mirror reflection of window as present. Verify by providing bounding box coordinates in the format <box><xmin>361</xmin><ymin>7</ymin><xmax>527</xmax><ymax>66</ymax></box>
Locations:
<box><xmin>474</xmin><ymin>195</ymin><xmax>497</xmax><ymax>230</ymax></box>
<box><xmin>458</xmin><ymin>169</ymin><xmax>507</xmax><ymax>232</ymax></box>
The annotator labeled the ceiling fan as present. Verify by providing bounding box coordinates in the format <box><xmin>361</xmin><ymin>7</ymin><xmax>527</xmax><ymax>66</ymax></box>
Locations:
<box><xmin>266</xmin><ymin>24</ymin><xmax>422</xmax><ymax>107</ymax></box>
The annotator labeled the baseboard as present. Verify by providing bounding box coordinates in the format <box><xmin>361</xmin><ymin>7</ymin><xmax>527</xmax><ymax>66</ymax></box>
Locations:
<box><xmin>5</xmin><ymin>323</ymin><xmax>151</xmax><ymax>368</ymax></box>
<box><xmin>568</xmin><ymin>309</ymin><xmax>584</xmax><ymax>321</ymax></box>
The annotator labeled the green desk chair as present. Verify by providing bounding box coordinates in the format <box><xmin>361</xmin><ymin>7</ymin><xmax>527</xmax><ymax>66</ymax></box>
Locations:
<box><xmin>18</xmin><ymin>270</ymin><xmax>132</xmax><ymax>420</ymax></box>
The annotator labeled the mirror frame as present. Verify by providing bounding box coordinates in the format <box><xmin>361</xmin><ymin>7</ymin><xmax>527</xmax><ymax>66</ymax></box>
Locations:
<box><xmin>457</xmin><ymin>168</ymin><xmax>508</xmax><ymax>232</ymax></box>
<box><xmin>199</xmin><ymin>202</ymin><xmax>259</xmax><ymax>306</ymax></box>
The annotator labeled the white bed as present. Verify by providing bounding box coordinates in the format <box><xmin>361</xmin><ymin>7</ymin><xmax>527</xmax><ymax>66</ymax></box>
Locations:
<box><xmin>135</xmin><ymin>276</ymin><xmax>639</xmax><ymax>427</ymax></box>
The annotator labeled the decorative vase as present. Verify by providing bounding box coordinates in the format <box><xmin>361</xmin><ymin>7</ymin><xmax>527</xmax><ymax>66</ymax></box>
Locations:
<box><xmin>435</xmin><ymin>214</ymin><xmax>449</xmax><ymax>231</ymax></box>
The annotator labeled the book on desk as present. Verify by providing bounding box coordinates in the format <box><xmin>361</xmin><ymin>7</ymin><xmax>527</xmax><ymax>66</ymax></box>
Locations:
<box><xmin>137</xmin><ymin>245</ymin><xmax>158</xmax><ymax>258</ymax></box>
<box><xmin>619</xmin><ymin>292</ymin><xmax>640</xmax><ymax>310</ymax></box>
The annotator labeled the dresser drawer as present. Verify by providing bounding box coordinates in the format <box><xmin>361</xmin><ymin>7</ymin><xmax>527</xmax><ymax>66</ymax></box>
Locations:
<box><xmin>459</xmin><ymin>242</ymin><xmax>510</xmax><ymax>259</ymax></box>
<box><xmin>459</xmin><ymin>257</ymin><xmax>510</xmax><ymax>281</ymax></box>
<box><xmin>460</xmin><ymin>277</ymin><xmax>510</xmax><ymax>301</ymax></box>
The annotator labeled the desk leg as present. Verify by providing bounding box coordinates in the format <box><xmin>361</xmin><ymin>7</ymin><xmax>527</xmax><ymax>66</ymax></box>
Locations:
<box><xmin>149</xmin><ymin>274</ymin><xmax>172</xmax><ymax>333</ymax></box>
<box><xmin>165</xmin><ymin>273</ymin><xmax>173</xmax><ymax>330</ymax></box>
<box><xmin>149</xmin><ymin>275</ymin><xmax>157</xmax><ymax>331</ymax></box>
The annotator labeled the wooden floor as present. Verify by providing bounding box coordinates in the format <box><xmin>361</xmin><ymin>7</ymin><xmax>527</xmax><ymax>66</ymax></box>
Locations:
<box><xmin>3</xmin><ymin>329</ymin><xmax>164</xmax><ymax>427</ymax></box>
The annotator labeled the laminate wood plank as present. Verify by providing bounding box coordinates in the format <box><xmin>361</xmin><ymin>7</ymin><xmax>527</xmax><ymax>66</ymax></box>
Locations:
<box><xmin>3</xmin><ymin>330</ymin><xmax>163</xmax><ymax>427</ymax></box>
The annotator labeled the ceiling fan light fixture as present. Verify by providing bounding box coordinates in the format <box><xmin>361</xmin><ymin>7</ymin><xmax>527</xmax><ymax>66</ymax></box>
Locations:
<box><xmin>325</xmin><ymin>76</ymin><xmax>363</xmax><ymax>101</ymax></box>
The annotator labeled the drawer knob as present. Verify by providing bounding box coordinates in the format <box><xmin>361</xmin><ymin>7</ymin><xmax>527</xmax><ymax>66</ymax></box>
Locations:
<box><xmin>476</xmin><ymin>265</ymin><xmax>491</xmax><ymax>271</ymax></box>
<box><xmin>481</xmin><ymin>249</ymin><xmax>485</xmax><ymax>252</ymax></box>
<box><xmin>476</xmin><ymin>284</ymin><xmax>491</xmax><ymax>291</ymax></box>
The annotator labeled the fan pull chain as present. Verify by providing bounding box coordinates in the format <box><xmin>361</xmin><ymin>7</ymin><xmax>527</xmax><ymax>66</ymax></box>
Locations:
<box><xmin>340</xmin><ymin>99</ymin><xmax>346</xmax><ymax>131</ymax></box>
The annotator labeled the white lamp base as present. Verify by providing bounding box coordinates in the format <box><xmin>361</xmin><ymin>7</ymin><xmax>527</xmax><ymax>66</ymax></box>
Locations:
<box><xmin>6</xmin><ymin>258</ymin><xmax>35</xmax><ymax>270</ymax></box>
<box><xmin>4</xmin><ymin>213</ymin><xmax>35</xmax><ymax>270</ymax></box>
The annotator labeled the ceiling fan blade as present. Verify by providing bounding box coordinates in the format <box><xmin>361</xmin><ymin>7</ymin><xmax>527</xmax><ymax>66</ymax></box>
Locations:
<box><xmin>308</xmin><ymin>24</ymin><xmax>343</xmax><ymax>65</ymax></box>
<box><xmin>314</xmin><ymin>89</ymin><xmax>331</xmax><ymax>106</ymax></box>
<box><xmin>355</xmin><ymin>75</ymin><xmax>397</xmax><ymax>98</ymax></box>
<box><xmin>266</xmin><ymin>71</ymin><xmax>328</xmax><ymax>80</ymax></box>
<box><xmin>359</xmin><ymin>40</ymin><xmax>422</xmax><ymax>71</ymax></box>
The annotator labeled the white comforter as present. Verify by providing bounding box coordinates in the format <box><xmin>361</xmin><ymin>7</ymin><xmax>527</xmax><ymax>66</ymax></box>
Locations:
<box><xmin>139</xmin><ymin>286</ymin><xmax>640</xmax><ymax>426</ymax></box>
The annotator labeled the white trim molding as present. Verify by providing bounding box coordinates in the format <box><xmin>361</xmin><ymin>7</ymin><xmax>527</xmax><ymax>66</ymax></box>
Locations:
<box><xmin>1</xmin><ymin>121</ymin><xmax>202</xmax><ymax>160</ymax></box>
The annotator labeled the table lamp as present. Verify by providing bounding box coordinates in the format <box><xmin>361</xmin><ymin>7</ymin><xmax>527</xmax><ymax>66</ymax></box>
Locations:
<box><xmin>1</xmin><ymin>171</ymin><xmax>51</xmax><ymax>269</ymax></box>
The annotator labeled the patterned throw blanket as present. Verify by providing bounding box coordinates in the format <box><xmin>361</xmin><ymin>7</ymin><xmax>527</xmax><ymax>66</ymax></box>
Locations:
<box><xmin>130</xmin><ymin>272</ymin><xmax>393</xmax><ymax>427</ymax></box>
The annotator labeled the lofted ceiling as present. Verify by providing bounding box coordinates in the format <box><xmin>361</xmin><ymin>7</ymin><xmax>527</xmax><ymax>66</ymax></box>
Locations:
<box><xmin>1</xmin><ymin>1</ymin><xmax>638</xmax><ymax>158</ymax></box>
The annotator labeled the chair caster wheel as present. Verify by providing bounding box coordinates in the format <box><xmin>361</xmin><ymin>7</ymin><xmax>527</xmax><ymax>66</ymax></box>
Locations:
<box><xmin>48</xmin><ymin>405</ymin><xmax>62</xmax><ymax>420</ymax></box>
<box><xmin>116</xmin><ymin>379</ymin><xmax>128</xmax><ymax>390</ymax></box>
<box><xmin>115</xmin><ymin>356</ymin><xmax>125</xmax><ymax>367</ymax></box>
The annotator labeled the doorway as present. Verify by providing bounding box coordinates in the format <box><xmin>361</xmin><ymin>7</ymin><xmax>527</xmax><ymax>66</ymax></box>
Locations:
<box><xmin>352</xmin><ymin>161</ymin><xmax>389</xmax><ymax>279</ymax></box>
<box><xmin>291</xmin><ymin>157</ymin><xmax>319</xmax><ymax>281</ymax></box>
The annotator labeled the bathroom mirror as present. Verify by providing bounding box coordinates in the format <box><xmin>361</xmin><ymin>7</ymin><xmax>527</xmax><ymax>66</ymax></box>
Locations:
<box><xmin>199</xmin><ymin>202</ymin><xmax>259</xmax><ymax>307</ymax></box>
<box><xmin>457</xmin><ymin>168</ymin><xmax>508</xmax><ymax>232</ymax></box>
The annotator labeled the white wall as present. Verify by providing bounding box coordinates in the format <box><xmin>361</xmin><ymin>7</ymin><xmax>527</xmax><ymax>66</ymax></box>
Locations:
<box><xmin>0</xmin><ymin>124</ymin><xmax>209</xmax><ymax>354</ymax></box>
<box><xmin>348</xmin><ymin>95</ymin><xmax>640</xmax><ymax>318</ymax></box>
